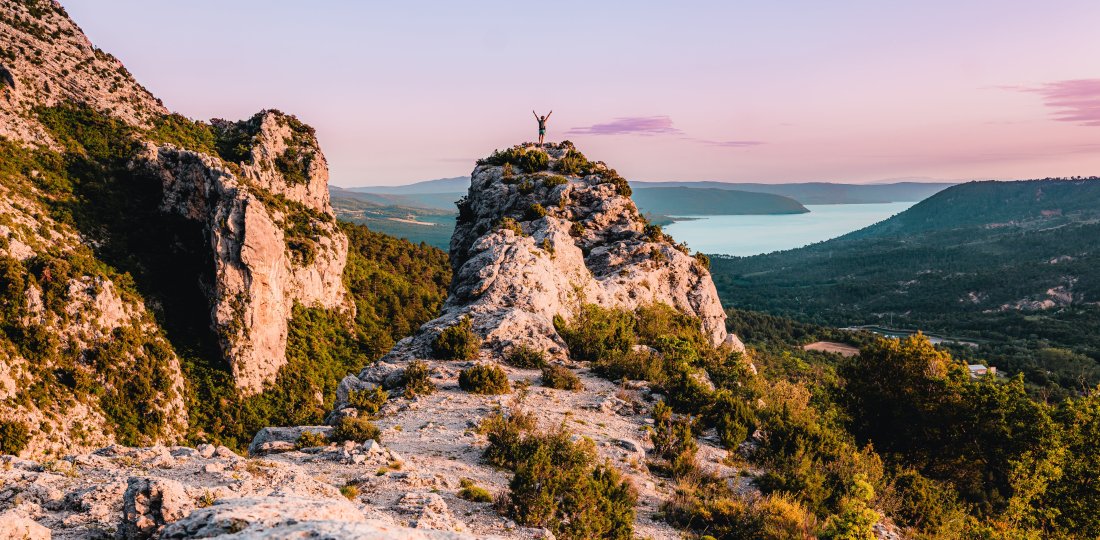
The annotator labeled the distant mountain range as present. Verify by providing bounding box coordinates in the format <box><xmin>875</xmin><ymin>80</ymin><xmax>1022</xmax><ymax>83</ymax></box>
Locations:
<box><xmin>709</xmin><ymin>177</ymin><xmax>1100</xmax><ymax>397</ymax></box>
<box><xmin>629</xmin><ymin>180</ymin><xmax>955</xmax><ymax>204</ymax></box>
<box><xmin>343</xmin><ymin>176</ymin><xmax>470</xmax><ymax>195</ymax></box>
<box><xmin>338</xmin><ymin>178</ymin><xmax>954</xmax><ymax>205</ymax></box>
<box><xmin>630</xmin><ymin>187</ymin><xmax>808</xmax><ymax>215</ymax></box>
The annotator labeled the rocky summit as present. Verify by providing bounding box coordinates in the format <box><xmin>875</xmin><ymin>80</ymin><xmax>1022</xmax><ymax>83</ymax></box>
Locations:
<box><xmin>343</xmin><ymin>142</ymin><xmax>743</xmax><ymax>371</ymax></box>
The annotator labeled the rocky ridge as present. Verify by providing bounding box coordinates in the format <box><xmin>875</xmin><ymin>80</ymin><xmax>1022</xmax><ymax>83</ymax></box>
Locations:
<box><xmin>0</xmin><ymin>0</ymin><xmax>165</xmax><ymax>145</ymax></box>
<box><xmin>0</xmin><ymin>0</ymin><xmax>348</xmax><ymax>458</ymax></box>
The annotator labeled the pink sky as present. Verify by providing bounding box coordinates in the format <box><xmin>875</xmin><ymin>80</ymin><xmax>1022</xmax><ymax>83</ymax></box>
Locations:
<box><xmin>60</xmin><ymin>1</ymin><xmax>1100</xmax><ymax>186</ymax></box>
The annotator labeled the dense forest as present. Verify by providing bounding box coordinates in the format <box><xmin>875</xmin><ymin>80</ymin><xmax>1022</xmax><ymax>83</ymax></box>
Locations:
<box><xmin>710</xmin><ymin>178</ymin><xmax>1100</xmax><ymax>399</ymax></box>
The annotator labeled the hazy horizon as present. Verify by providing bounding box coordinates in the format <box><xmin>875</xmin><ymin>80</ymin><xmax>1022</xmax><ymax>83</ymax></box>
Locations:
<box><xmin>61</xmin><ymin>0</ymin><xmax>1100</xmax><ymax>187</ymax></box>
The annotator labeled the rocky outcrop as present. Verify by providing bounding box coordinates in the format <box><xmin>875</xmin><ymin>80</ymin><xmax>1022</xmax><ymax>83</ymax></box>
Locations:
<box><xmin>344</xmin><ymin>142</ymin><xmax>742</xmax><ymax>379</ymax></box>
<box><xmin>0</xmin><ymin>508</ymin><xmax>50</xmax><ymax>540</ymax></box>
<box><xmin>0</xmin><ymin>0</ymin><xmax>349</xmax><ymax>451</ymax></box>
<box><xmin>134</xmin><ymin>110</ymin><xmax>348</xmax><ymax>394</ymax></box>
<box><xmin>0</xmin><ymin>0</ymin><xmax>166</xmax><ymax>146</ymax></box>
<box><xmin>163</xmin><ymin>497</ymin><xmax>488</xmax><ymax>539</ymax></box>
<box><xmin>120</xmin><ymin>477</ymin><xmax>195</xmax><ymax>539</ymax></box>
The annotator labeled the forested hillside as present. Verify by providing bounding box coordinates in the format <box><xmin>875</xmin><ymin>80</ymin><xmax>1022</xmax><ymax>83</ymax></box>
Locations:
<box><xmin>711</xmin><ymin>177</ymin><xmax>1100</xmax><ymax>398</ymax></box>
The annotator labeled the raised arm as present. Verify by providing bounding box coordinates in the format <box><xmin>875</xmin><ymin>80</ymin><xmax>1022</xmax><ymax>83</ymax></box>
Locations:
<box><xmin>533</xmin><ymin>110</ymin><xmax>539</xmax><ymax>120</ymax></box>
<box><xmin>545</xmin><ymin>110</ymin><xmax>553</xmax><ymax>120</ymax></box>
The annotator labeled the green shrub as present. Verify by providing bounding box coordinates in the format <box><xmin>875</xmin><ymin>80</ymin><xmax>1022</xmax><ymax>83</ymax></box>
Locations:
<box><xmin>644</xmin><ymin>223</ymin><xmax>668</xmax><ymax>242</ymax></box>
<box><xmin>503</xmin><ymin>427</ymin><xmax>637</xmax><ymax>539</ymax></box>
<box><xmin>506</xmin><ymin>345</ymin><xmax>547</xmax><ymax>369</ymax></box>
<box><xmin>569</xmin><ymin>221</ymin><xmax>585</xmax><ymax>237</ymax></box>
<box><xmin>481</xmin><ymin>147</ymin><xmax>549</xmax><ymax>173</ymax></box>
<box><xmin>458</xmin><ymin>478</ymin><xmax>493</xmax><ymax>502</ymax></box>
<box><xmin>274</xmin><ymin>146</ymin><xmax>312</xmax><ymax>186</ymax></box>
<box><xmin>148</xmin><ymin>113</ymin><xmax>216</xmax><ymax>154</ymax></box>
<box><xmin>881</xmin><ymin>469</ymin><xmax>969</xmax><ymax>538</ymax></box>
<box><xmin>598</xmin><ymin>169</ymin><xmax>631</xmax><ymax>197</ymax></box>
<box><xmin>694</xmin><ymin>252</ymin><xmax>711</xmax><ymax>271</ymax></box>
<box><xmin>432</xmin><ymin>317</ymin><xmax>481</xmax><ymax>360</ymax></box>
<box><xmin>295</xmin><ymin>430</ymin><xmax>328</xmax><ymax>449</ymax></box>
<box><xmin>459</xmin><ymin>364</ymin><xmax>511</xmax><ymax>395</ymax></box>
<box><xmin>821</xmin><ymin>475</ymin><xmax>880</xmax><ymax>540</ymax></box>
<box><xmin>554</xmin><ymin>305</ymin><xmax>636</xmax><ymax>363</ymax></box>
<box><xmin>401</xmin><ymin>360</ymin><xmax>437</xmax><ymax>398</ymax></box>
<box><xmin>541</xmin><ymin>364</ymin><xmax>583</xmax><ymax>391</ymax></box>
<box><xmin>518</xmin><ymin>179</ymin><xmax>536</xmax><ymax>194</ymax></box>
<box><xmin>542</xmin><ymin>174</ymin><xmax>569</xmax><ymax>187</ymax></box>
<box><xmin>524</xmin><ymin>203</ymin><xmax>548</xmax><ymax>221</ymax></box>
<box><xmin>332</xmin><ymin>416</ymin><xmax>381</xmax><ymax>443</ymax></box>
<box><xmin>554</xmin><ymin>149</ymin><xmax>595</xmax><ymax>176</ymax></box>
<box><xmin>0</xmin><ymin>420</ymin><xmax>30</xmax><ymax>456</ymax></box>
<box><xmin>496</xmin><ymin>217</ymin><xmax>525</xmax><ymax>237</ymax></box>
<box><xmin>664</xmin><ymin>479</ymin><xmax>817</xmax><ymax>540</ymax></box>
<box><xmin>479</xmin><ymin>409</ymin><xmax>539</xmax><ymax>468</ymax></box>
<box><xmin>501</xmin><ymin>163</ymin><xmax>515</xmax><ymax>179</ymax></box>
<box><xmin>712</xmin><ymin>391</ymin><xmax>756</xmax><ymax>450</ymax></box>
<box><xmin>593</xmin><ymin>348</ymin><xmax>667</xmax><ymax>384</ymax></box>
<box><xmin>347</xmin><ymin>386</ymin><xmax>389</xmax><ymax>417</ymax></box>
<box><xmin>649</xmin><ymin>401</ymin><xmax>698</xmax><ymax>477</ymax></box>
<box><xmin>340</xmin><ymin>483</ymin><xmax>360</xmax><ymax>500</ymax></box>
<box><xmin>517</xmin><ymin>149</ymin><xmax>549</xmax><ymax>173</ymax></box>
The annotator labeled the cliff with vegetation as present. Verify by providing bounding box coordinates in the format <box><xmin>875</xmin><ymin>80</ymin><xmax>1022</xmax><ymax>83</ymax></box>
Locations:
<box><xmin>0</xmin><ymin>0</ymin><xmax>446</xmax><ymax>457</ymax></box>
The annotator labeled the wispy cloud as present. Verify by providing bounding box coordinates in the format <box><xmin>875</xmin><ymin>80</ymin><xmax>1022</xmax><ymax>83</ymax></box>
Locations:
<box><xmin>1009</xmin><ymin>79</ymin><xmax>1100</xmax><ymax>127</ymax></box>
<box><xmin>567</xmin><ymin>115</ymin><xmax>682</xmax><ymax>135</ymax></box>
<box><xmin>567</xmin><ymin>115</ymin><xmax>764</xmax><ymax>149</ymax></box>
<box><xmin>688</xmin><ymin>138</ymin><xmax>766</xmax><ymax>148</ymax></box>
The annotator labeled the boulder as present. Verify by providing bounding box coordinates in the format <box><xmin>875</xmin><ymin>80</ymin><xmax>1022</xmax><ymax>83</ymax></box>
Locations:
<box><xmin>0</xmin><ymin>509</ymin><xmax>50</xmax><ymax>540</ymax></box>
<box><xmin>119</xmin><ymin>477</ymin><xmax>194</xmax><ymax>539</ymax></box>
<box><xmin>394</xmin><ymin>492</ymin><xmax>465</xmax><ymax>532</ymax></box>
<box><xmin>336</xmin><ymin>375</ymin><xmax>376</xmax><ymax>405</ymax></box>
<box><xmin>160</xmin><ymin>496</ymin><xmax>366</xmax><ymax>538</ymax></box>
<box><xmin>248</xmin><ymin>426</ymin><xmax>332</xmax><ymax>456</ymax></box>
<box><xmin>356</xmin><ymin>362</ymin><xmax>404</xmax><ymax>389</ymax></box>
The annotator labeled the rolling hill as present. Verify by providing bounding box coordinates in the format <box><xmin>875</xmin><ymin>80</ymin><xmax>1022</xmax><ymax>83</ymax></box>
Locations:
<box><xmin>709</xmin><ymin>177</ymin><xmax>1100</xmax><ymax>396</ymax></box>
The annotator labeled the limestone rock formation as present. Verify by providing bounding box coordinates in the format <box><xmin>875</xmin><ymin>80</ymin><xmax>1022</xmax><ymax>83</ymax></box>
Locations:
<box><xmin>0</xmin><ymin>0</ymin><xmax>350</xmax><ymax>458</ymax></box>
<box><xmin>345</xmin><ymin>142</ymin><xmax>743</xmax><ymax>376</ymax></box>
<box><xmin>134</xmin><ymin>110</ymin><xmax>348</xmax><ymax>394</ymax></box>
<box><xmin>0</xmin><ymin>0</ymin><xmax>165</xmax><ymax>146</ymax></box>
<box><xmin>120</xmin><ymin>477</ymin><xmax>195</xmax><ymax>539</ymax></box>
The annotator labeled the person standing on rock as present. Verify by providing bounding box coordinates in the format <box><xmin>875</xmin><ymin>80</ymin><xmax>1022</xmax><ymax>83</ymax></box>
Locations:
<box><xmin>533</xmin><ymin>110</ymin><xmax>552</xmax><ymax>146</ymax></box>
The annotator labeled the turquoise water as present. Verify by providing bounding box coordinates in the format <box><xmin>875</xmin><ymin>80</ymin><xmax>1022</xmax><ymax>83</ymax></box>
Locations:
<box><xmin>664</xmin><ymin>202</ymin><xmax>916</xmax><ymax>256</ymax></box>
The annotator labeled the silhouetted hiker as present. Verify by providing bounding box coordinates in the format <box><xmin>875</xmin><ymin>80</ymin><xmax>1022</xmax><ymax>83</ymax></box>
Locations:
<box><xmin>533</xmin><ymin>110</ymin><xmax>552</xmax><ymax>146</ymax></box>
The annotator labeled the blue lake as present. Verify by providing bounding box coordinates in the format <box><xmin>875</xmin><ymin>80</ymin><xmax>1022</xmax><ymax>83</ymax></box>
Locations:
<box><xmin>664</xmin><ymin>202</ymin><xmax>916</xmax><ymax>257</ymax></box>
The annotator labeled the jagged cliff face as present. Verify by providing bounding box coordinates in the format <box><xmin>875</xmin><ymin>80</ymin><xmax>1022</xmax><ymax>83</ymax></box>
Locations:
<box><xmin>0</xmin><ymin>0</ymin><xmax>165</xmax><ymax>145</ymax></box>
<box><xmin>0</xmin><ymin>0</ymin><xmax>348</xmax><ymax>456</ymax></box>
<box><xmin>368</xmin><ymin>142</ymin><xmax>742</xmax><ymax>366</ymax></box>
<box><xmin>136</xmin><ymin>111</ymin><xmax>348</xmax><ymax>394</ymax></box>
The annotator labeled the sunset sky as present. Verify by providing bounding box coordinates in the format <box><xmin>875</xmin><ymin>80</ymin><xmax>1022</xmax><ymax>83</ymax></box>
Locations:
<box><xmin>61</xmin><ymin>1</ymin><xmax>1100</xmax><ymax>186</ymax></box>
